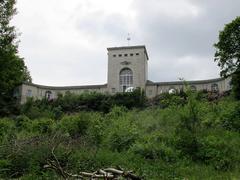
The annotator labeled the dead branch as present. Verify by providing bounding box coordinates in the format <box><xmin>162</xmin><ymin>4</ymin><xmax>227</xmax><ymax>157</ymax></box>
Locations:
<box><xmin>44</xmin><ymin>162</ymin><xmax>141</xmax><ymax>179</ymax></box>
<box><xmin>44</xmin><ymin>141</ymin><xmax>141</xmax><ymax>179</ymax></box>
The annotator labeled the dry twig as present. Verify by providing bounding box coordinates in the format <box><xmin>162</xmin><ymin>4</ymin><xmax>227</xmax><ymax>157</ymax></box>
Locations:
<box><xmin>44</xmin><ymin>148</ymin><xmax>141</xmax><ymax>179</ymax></box>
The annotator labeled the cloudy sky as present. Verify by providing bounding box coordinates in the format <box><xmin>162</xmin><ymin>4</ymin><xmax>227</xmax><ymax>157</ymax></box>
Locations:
<box><xmin>13</xmin><ymin>0</ymin><xmax>240</xmax><ymax>86</ymax></box>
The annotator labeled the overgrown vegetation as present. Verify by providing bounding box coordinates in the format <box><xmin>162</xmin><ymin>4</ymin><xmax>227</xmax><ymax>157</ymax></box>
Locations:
<box><xmin>0</xmin><ymin>89</ymin><xmax>239</xmax><ymax>179</ymax></box>
<box><xmin>20</xmin><ymin>88</ymin><xmax>146</xmax><ymax>119</ymax></box>
<box><xmin>0</xmin><ymin>2</ymin><xmax>239</xmax><ymax>178</ymax></box>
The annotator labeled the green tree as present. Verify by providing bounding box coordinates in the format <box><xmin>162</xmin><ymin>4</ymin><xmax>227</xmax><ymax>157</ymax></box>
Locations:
<box><xmin>214</xmin><ymin>17</ymin><xmax>240</xmax><ymax>99</ymax></box>
<box><xmin>0</xmin><ymin>0</ymin><xmax>31</xmax><ymax>115</ymax></box>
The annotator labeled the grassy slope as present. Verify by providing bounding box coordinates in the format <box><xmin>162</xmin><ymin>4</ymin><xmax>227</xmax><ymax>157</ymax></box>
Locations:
<box><xmin>0</xmin><ymin>97</ymin><xmax>240</xmax><ymax>179</ymax></box>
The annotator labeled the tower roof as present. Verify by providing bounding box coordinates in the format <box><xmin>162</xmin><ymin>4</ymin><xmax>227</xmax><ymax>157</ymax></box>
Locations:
<box><xmin>107</xmin><ymin>45</ymin><xmax>149</xmax><ymax>60</ymax></box>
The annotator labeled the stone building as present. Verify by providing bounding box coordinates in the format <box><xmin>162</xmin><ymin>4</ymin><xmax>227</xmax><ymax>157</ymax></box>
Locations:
<box><xmin>16</xmin><ymin>45</ymin><xmax>231</xmax><ymax>104</ymax></box>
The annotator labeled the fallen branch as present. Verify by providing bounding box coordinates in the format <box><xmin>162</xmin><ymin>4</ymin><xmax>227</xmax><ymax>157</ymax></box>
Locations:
<box><xmin>44</xmin><ymin>143</ymin><xmax>141</xmax><ymax>179</ymax></box>
<box><xmin>44</xmin><ymin>163</ymin><xmax>141</xmax><ymax>179</ymax></box>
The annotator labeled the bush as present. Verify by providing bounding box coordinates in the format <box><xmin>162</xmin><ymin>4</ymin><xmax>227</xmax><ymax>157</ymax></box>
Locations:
<box><xmin>131</xmin><ymin>133</ymin><xmax>178</xmax><ymax>162</ymax></box>
<box><xmin>58</xmin><ymin>113</ymin><xmax>91</xmax><ymax>139</ymax></box>
<box><xmin>15</xmin><ymin>115</ymin><xmax>31</xmax><ymax>131</ymax></box>
<box><xmin>20</xmin><ymin>89</ymin><xmax>146</xmax><ymax>118</ymax></box>
<box><xmin>0</xmin><ymin>118</ymin><xmax>15</xmax><ymax>142</ymax></box>
<box><xmin>112</xmin><ymin>88</ymin><xmax>146</xmax><ymax>109</ymax></box>
<box><xmin>149</xmin><ymin>93</ymin><xmax>186</xmax><ymax>108</ymax></box>
<box><xmin>175</xmin><ymin>91</ymin><xmax>200</xmax><ymax>158</ymax></box>
<box><xmin>104</xmin><ymin>117</ymin><xmax>139</xmax><ymax>152</ymax></box>
<box><xmin>197</xmin><ymin>133</ymin><xmax>240</xmax><ymax>171</ymax></box>
<box><xmin>32</xmin><ymin>118</ymin><xmax>54</xmax><ymax>135</ymax></box>
<box><xmin>1</xmin><ymin>90</ymin><xmax>240</xmax><ymax>179</ymax></box>
<box><xmin>218</xmin><ymin>101</ymin><xmax>240</xmax><ymax>132</ymax></box>
<box><xmin>21</xmin><ymin>98</ymin><xmax>54</xmax><ymax>119</ymax></box>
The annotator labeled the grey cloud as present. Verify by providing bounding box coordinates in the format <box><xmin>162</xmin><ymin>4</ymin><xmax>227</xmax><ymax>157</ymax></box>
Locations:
<box><xmin>75</xmin><ymin>12</ymin><xmax>129</xmax><ymax>42</ymax></box>
<box><xmin>133</xmin><ymin>0</ymin><xmax>240</xmax><ymax>56</ymax></box>
<box><xmin>129</xmin><ymin>0</ymin><xmax>240</xmax><ymax>81</ymax></box>
<box><xmin>14</xmin><ymin>0</ymin><xmax>240</xmax><ymax>85</ymax></box>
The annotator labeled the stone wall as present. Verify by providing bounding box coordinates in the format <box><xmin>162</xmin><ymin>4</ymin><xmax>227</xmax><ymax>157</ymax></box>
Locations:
<box><xmin>18</xmin><ymin>83</ymin><xmax>107</xmax><ymax>104</ymax></box>
<box><xmin>145</xmin><ymin>77</ymin><xmax>231</xmax><ymax>98</ymax></box>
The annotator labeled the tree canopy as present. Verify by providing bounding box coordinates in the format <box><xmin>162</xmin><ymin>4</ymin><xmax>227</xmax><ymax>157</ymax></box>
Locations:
<box><xmin>0</xmin><ymin>0</ymin><xmax>31</xmax><ymax>115</ymax></box>
<box><xmin>214</xmin><ymin>16</ymin><xmax>240</xmax><ymax>77</ymax></box>
<box><xmin>214</xmin><ymin>16</ymin><xmax>240</xmax><ymax>99</ymax></box>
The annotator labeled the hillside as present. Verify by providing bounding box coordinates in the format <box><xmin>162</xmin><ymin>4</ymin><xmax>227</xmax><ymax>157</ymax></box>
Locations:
<box><xmin>0</xmin><ymin>91</ymin><xmax>240</xmax><ymax>179</ymax></box>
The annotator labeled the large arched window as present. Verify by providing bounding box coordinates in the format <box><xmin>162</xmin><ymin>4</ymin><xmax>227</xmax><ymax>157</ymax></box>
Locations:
<box><xmin>45</xmin><ymin>91</ymin><xmax>52</xmax><ymax>100</ymax></box>
<box><xmin>119</xmin><ymin>68</ymin><xmax>133</xmax><ymax>92</ymax></box>
<box><xmin>211</xmin><ymin>83</ymin><xmax>219</xmax><ymax>92</ymax></box>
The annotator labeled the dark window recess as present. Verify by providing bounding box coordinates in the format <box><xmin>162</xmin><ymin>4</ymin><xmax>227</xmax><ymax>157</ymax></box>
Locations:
<box><xmin>118</xmin><ymin>54</ymin><xmax>122</xmax><ymax>57</ymax></box>
<box><xmin>130</xmin><ymin>53</ymin><xmax>134</xmax><ymax>56</ymax></box>
<box><xmin>124</xmin><ymin>54</ymin><xmax>128</xmax><ymax>57</ymax></box>
<box><xmin>113</xmin><ymin>54</ymin><xmax>116</xmax><ymax>57</ymax></box>
<box><xmin>112</xmin><ymin>88</ymin><xmax>116</xmax><ymax>93</ymax></box>
<box><xmin>136</xmin><ymin>53</ymin><xmax>139</xmax><ymax>55</ymax></box>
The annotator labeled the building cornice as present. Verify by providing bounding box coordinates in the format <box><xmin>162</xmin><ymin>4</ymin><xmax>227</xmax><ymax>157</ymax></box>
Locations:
<box><xmin>107</xmin><ymin>45</ymin><xmax>149</xmax><ymax>60</ymax></box>
<box><xmin>146</xmin><ymin>77</ymin><xmax>227</xmax><ymax>86</ymax></box>
<box><xmin>22</xmin><ymin>82</ymin><xmax>107</xmax><ymax>90</ymax></box>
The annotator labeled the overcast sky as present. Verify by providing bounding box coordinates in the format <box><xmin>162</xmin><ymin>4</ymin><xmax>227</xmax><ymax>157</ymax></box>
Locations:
<box><xmin>13</xmin><ymin>0</ymin><xmax>240</xmax><ymax>86</ymax></box>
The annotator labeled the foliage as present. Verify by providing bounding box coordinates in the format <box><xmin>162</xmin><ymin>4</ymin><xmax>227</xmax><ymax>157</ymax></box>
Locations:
<box><xmin>130</xmin><ymin>132</ymin><xmax>178</xmax><ymax>162</ymax></box>
<box><xmin>149</xmin><ymin>92</ymin><xmax>186</xmax><ymax>108</ymax></box>
<box><xmin>0</xmin><ymin>0</ymin><xmax>31</xmax><ymax>116</ymax></box>
<box><xmin>58</xmin><ymin>113</ymin><xmax>91</xmax><ymax>139</ymax></box>
<box><xmin>231</xmin><ymin>68</ymin><xmax>240</xmax><ymax>99</ymax></box>
<box><xmin>214</xmin><ymin>16</ymin><xmax>240</xmax><ymax>77</ymax></box>
<box><xmin>0</xmin><ymin>92</ymin><xmax>240</xmax><ymax>179</ymax></box>
<box><xmin>20</xmin><ymin>89</ymin><xmax>146</xmax><ymax>120</ymax></box>
<box><xmin>197</xmin><ymin>132</ymin><xmax>240</xmax><ymax>171</ymax></box>
<box><xmin>214</xmin><ymin>16</ymin><xmax>240</xmax><ymax>99</ymax></box>
<box><xmin>104</xmin><ymin>117</ymin><xmax>139</xmax><ymax>152</ymax></box>
<box><xmin>175</xmin><ymin>90</ymin><xmax>200</xmax><ymax>158</ymax></box>
<box><xmin>0</xmin><ymin>118</ymin><xmax>15</xmax><ymax>142</ymax></box>
<box><xmin>218</xmin><ymin>100</ymin><xmax>240</xmax><ymax>132</ymax></box>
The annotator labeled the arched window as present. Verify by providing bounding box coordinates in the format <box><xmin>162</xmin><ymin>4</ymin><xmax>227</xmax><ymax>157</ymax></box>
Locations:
<box><xmin>26</xmin><ymin>89</ymin><xmax>32</xmax><ymax>97</ymax></box>
<box><xmin>190</xmin><ymin>85</ymin><xmax>197</xmax><ymax>91</ymax></box>
<box><xmin>119</xmin><ymin>68</ymin><xmax>133</xmax><ymax>92</ymax></box>
<box><xmin>45</xmin><ymin>91</ymin><xmax>52</xmax><ymax>100</ymax></box>
<box><xmin>211</xmin><ymin>84</ymin><xmax>219</xmax><ymax>92</ymax></box>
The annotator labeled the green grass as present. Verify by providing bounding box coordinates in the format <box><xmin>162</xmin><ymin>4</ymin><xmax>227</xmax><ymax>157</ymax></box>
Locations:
<box><xmin>0</xmin><ymin>97</ymin><xmax>239</xmax><ymax>179</ymax></box>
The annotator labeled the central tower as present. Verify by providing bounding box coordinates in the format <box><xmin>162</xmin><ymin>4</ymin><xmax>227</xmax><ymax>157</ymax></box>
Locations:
<box><xmin>107</xmin><ymin>45</ymin><xmax>149</xmax><ymax>93</ymax></box>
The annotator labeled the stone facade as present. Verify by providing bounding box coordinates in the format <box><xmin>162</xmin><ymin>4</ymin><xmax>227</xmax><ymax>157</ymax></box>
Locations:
<box><xmin>17</xmin><ymin>45</ymin><xmax>231</xmax><ymax>104</ymax></box>
<box><xmin>107</xmin><ymin>46</ymin><xmax>148</xmax><ymax>93</ymax></box>
<box><xmin>145</xmin><ymin>78</ymin><xmax>231</xmax><ymax>98</ymax></box>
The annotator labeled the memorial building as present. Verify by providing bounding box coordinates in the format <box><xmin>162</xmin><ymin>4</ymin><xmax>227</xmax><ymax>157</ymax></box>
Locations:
<box><xmin>17</xmin><ymin>45</ymin><xmax>231</xmax><ymax>104</ymax></box>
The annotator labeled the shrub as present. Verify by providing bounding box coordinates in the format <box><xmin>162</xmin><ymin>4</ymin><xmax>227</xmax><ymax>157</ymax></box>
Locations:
<box><xmin>131</xmin><ymin>133</ymin><xmax>178</xmax><ymax>162</ymax></box>
<box><xmin>0</xmin><ymin>118</ymin><xmax>15</xmax><ymax>142</ymax></box>
<box><xmin>105</xmin><ymin>117</ymin><xmax>139</xmax><ymax>152</ymax></box>
<box><xmin>32</xmin><ymin>118</ymin><xmax>54</xmax><ymax>134</ymax></box>
<box><xmin>148</xmin><ymin>92</ymin><xmax>186</xmax><ymax>108</ymax></box>
<box><xmin>52</xmin><ymin>106</ymin><xmax>63</xmax><ymax>120</ymax></box>
<box><xmin>175</xmin><ymin>127</ymin><xmax>199</xmax><ymax>158</ymax></box>
<box><xmin>84</xmin><ymin>113</ymin><xmax>104</xmax><ymax>146</ymax></box>
<box><xmin>21</xmin><ymin>98</ymin><xmax>54</xmax><ymax>119</ymax></box>
<box><xmin>58</xmin><ymin>113</ymin><xmax>91</xmax><ymax>139</ymax></box>
<box><xmin>112</xmin><ymin>88</ymin><xmax>146</xmax><ymax>109</ymax></box>
<box><xmin>218</xmin><ymin>101</ymin><xmax>240</xmax><ymax>132</ymax></box>
<box><xmin>197</xmin><ymin>133</ymin><xmax>240</xmax><ymax>171</ymax></box>
<box><xmin>15</xmin><ymin>115</ymin><xmax>31</xmax><ymax>131</ymax></box>
<box><xmin>175</xmin><ymin>90</ymin><xmax>200</xmax><ymax>158</ymax></box>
